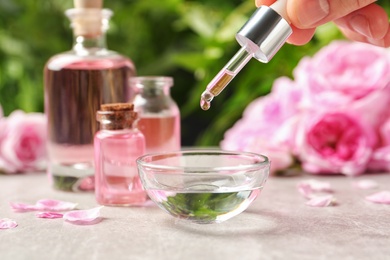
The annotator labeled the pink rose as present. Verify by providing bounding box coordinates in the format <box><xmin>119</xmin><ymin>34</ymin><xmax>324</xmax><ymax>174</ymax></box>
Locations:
<box><xmin>220</xmin><ymin>77</ymin><xmax>301</xmax><ymax>174</ymax></box>
<box><xmin>0</xmin><ymin>110</ymin><xmax>47</xmax><ymax>174</ymax></box>
<box><xmin>378</xmin><ymin>117</ymin><xmax>390</xmax><ymax>146</ymax></box>
<box><xmin>294</xmin><ymin>41</ymin><xmax>390</xmax><ymax>128</ymax></box>
<box><xmin>294</xmin><ymin>112</ymin><xmax>376</xmax><ymax>176</ymax></box>
<box><xmin>368</xmin><ymin>118</ymin><xmax>390</xmax><ymax>172</ymax></box>
<box><xmin>221</xmin><ymin>40</ymin><xmax>390</xmax><ymax>176</ymax></box>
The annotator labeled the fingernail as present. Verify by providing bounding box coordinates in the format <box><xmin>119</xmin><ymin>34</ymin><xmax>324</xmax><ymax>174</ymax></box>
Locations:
<box><xmin>297</xmin><ymin>0</ymin><xmax>329</xmax><ymax>27</ymax></box>
<box><xmin>349</xmin><ymin>15</ymin><xmax>373</xmax><ymax>38</ymax></box>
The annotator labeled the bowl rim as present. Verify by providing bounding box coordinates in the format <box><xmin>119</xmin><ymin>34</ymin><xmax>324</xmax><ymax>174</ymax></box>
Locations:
<box><xmin>136</xmin><ymin>149</ymin><xmax>270</xmax><ymax>172</ymax></box>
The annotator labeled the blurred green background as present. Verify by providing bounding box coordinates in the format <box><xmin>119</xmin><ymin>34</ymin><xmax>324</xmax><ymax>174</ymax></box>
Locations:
<box><xmin>0</xmin><ymin>0</ymin><xmax>389</xmax><ymax>146</ymax></box>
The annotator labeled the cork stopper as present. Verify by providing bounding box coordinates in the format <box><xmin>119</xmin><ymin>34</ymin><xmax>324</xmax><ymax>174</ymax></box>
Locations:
<box><xmin>97</xmin><ymin>103</ymin><xmax>138</xmax><ymax>130</ymax></box>
<box><xmin>101</xmin><ymin>103</ymin><xmax>134</xmax><ymax>112</ymax></box>
<box><xmin>74</xmin><ymin>0</ymin><xmax>103</xmax><ymax>8</ymax></box>
<box><xmin>67</xmin><ymin>0</ymin><xmax>111</xmax><ymax>37</ymax></box>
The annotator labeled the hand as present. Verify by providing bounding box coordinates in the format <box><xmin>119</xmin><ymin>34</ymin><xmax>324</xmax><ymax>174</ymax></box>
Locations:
<box><xmin>255</xmin><ymin>0</ymin><xmax>390</xmax><ymax>47</ymax></box>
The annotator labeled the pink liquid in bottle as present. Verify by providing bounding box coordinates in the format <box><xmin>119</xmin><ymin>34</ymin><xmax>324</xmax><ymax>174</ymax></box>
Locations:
<box><xmin>43</xmin><ymin>7</ymin><xmax>136</xmax><ymax>191</ymax></box>
<box><xmin>130</xmin><ymin>77</ymin><xmax>181</xmax><ymax>154</ymax></box>
<box><xmin>94</xmin><ymin>129</ymin><xmax>146</xmax><ymax>206</ymax></box>
<box><xmin>45</xmin><ymin>57</ymin><xmax>135</xmax><ymax>191</ymax></box>
<box><xmin>94</xmin><ymin>103</ymin><xmax>147</xmax><ymax>206</ymax></box>
<box><xmin>137</xmin><ymin>115</ymin><xmax>180</xmax><ymax>154</ymax></box>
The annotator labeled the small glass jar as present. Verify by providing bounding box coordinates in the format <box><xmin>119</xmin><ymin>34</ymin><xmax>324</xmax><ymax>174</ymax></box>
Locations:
<box><xmin>94</xmin><ymin>103</ymin><xmax>146</xmax><ymax>206</ymax></box>
<box><xmin>130</xmin><ymin>76</ymin><xmax>181</xmax><ymax>154</ymax></box>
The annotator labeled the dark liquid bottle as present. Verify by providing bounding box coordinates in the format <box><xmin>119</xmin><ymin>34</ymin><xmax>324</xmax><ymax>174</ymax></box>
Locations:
<box><xmin>44</xmin><ymin>7</ymin><xmax>136</xmax><ymax>191</ymax></box>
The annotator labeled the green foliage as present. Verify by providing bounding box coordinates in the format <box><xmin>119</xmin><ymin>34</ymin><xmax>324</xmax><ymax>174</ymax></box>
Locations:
<box><xmin>0</xmin><ymin>0</ymin><xmax>388</xmax><ymax>146</ymax></box>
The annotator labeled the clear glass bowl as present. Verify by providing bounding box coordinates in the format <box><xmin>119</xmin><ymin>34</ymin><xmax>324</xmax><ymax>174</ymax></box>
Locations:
<box><xmin>136</xmin><ymin>150</ymin><xmax>270</xmax><ymax>224</ymax></box>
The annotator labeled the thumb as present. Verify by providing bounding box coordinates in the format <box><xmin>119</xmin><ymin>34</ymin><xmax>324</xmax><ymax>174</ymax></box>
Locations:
<box><xmin>287</xmin><ymin>0</ymin><xmax>377</xmax><ymax>28</ymax></box>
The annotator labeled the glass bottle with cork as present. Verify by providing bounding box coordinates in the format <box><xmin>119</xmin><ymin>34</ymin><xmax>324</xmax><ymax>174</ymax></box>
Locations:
<box><xmin>130</xmin><ymin>76</ymin><xmax>181</xmax><ymax>154</ymax></box>
<box><xmin>44</xmin><ymin>0</ymin><xmax>136</xmax><ymax>192</ymax></box>
<box><xmin>94</xmin><ymin>103</ymin><xmax>147</xmax><ymax>206</ymax></box>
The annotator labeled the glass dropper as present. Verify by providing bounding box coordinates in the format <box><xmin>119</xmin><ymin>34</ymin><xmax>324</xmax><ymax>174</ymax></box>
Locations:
<box><xmin>200</xmin><ymin>47</ymin><xmax>252</xmax><ymax>110</ymax></box>
<box><xmin>200</xmin><ymin>0</ymin><xmax>292</xmax><ymax>111</ymax></box>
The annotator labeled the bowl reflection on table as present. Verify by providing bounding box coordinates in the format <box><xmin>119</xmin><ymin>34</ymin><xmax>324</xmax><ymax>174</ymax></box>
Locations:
<box><xmin>136</xmin><ymin>150</ymin><xmax>270</xmax><ymax>224</ymax></box>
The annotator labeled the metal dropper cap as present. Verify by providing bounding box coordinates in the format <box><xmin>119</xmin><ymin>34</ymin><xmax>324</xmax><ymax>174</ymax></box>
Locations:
<box><xmin>236</xmin><ymin>2</ymin><xmax>292</xmax><ymax>63</ymax></box>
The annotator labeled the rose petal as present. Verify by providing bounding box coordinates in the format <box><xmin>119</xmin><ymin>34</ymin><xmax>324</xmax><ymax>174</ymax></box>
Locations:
<box><xmin>297</xmin><ymin>182</ymin><xmax>314</xmax><ymax>199</ymax></box>
<box><xmin>0</xmin><ymin>218</ymin><xmax>18</xmax><ymax>229</ymax></box>
<box><xmin>78</xmin><ymin>176</ymin><xmax>95</xmax><ymax>191</ymax></box>
<box><xmin>63</xmin><ymin>206</ymin><xmax>103</xmax><ymax>223</ymax></box>
<box><xmin>297</xmin><ymin>179</ymin><xmax>333</xmax><ymax>199</ymax></box>
<box><xmin>35</xmin><ymin>199</ymin><xmax>78</xmax><ymax>211</ymax></box>
<box><xmin>306</xmin><ymin>195</ymin><xmax>335</xmax><ymax>207</ymax></box>
<box><xmin>365</xmin><ymin>191</ymin><xmax>390</xmax><ymax>204</ymax></box>
<box><xmin>9</xmin><ymin>202</ymin><xmax>36</xmax><ymax>212</ymax></box>
<box><xmin>36</xmin><ymin>212</ymin><xmax>64</xmax><ymax>219</ymax></box>
<box><xmin>353</xmin><ymin>179</ymin><xmax>379</xmax><ymax>190</ymax></box>
<box><xmin>10</xmin><ymin>199</ymin><xmax>77</xmax><ymax>212</ymax></box>
<box><xmin>299</xmin><ymin>179</ymin><xmax>333</xmax><ymax>192</ymax></box>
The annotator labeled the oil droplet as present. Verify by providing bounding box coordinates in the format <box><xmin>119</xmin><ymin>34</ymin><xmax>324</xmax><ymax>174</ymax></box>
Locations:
<box><xmin>200</xmin><ymin>98</ymin><xmax>210</xmax><ymax>110</ymax></box>
<box><xmin>200</xmin><ymin>90</ymin><xmax>214</xmax><ymax>111</ymax></box>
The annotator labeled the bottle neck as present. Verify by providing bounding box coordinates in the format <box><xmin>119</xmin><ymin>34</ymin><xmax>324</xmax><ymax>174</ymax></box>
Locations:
<box><xmin>100</xmin><ymin>125</ymin><xmax>135</xmax><ymax>131</ymax></box>
<box><xmin>100</xmin><ymin>120</ymin><xmax>135</xmax><ymax>131</ymax></box>
<box><xmin>97</xmin><ymin>109</ymin><xmax>138</xmax><ymax>131</ymax></box>
<box><xmin>137</xmin><ymin>85</ymin><xmax>171</xmax><ymax>98</ymax></box>
<box><xmin>73</xmin><ymin>34</ymin><xmax>107</xmax><ymax>54</ymax></box>
<box><xmin>131</xmin><ymin>76</ymin><xmax>174</xmax><ymax>98</ymax></box>
<box><xmin>66</xmin><ymin>8</ymin><xmax>112</xmax><ymax>54</ymax></box>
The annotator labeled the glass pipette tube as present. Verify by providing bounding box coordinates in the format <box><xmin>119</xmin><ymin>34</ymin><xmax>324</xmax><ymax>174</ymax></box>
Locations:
<box><xmin>200</xmin><ymin>47</ymin><xmax>253</xmax><ymax>110</ymax></box>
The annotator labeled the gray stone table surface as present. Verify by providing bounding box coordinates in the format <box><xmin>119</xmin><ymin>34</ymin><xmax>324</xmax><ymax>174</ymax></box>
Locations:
<box><xmin>1</xmin><ymin>172</ymin><xmax>390</xmax><ymax>260</ymax></box>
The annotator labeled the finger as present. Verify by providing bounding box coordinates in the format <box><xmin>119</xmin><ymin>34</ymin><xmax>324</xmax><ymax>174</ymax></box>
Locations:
<box><xmin>334</xmin><ymin>3</ymin><xmax>390</xmax><ymax>40</ymax></box>
<box><xmin>287</xmin><ymin>0</ymin><xmax>377</xmax><ymax>28</ymax></box>
<box><xmin>254</xmin><ymin>0</ymin><xmax>390</xmax><ymax>47</ymax></box>
<box><xmin>255</xmin><ymin>0</ymin><xmax>275</xmax><ymax>8</ymax></box>
<box><xmin>338</xmin><ymin>25</ymin><xmax>390</xmax><ymax>48</ymax></box>
<box><xmin>255</xmin><ymin>0</ymin><xmax>316</xmax><ymax>45</ymax></box>
<box><xmin>286</xmin><ymin>26</ymin><xmax>316</xmax><ymax>45</ymax></box>
<box><xmin>335</xmin><ymin>3</ymin><xmax>390</xmax><ymax>47</ymax></box>
<box><xmin>383</xmin><ymin>27</ymin><xmax>390</xmax><ymax>47</ymax></box>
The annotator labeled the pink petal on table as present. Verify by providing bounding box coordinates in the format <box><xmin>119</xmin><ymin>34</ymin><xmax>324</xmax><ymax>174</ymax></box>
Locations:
<box><xmin>306</xmin><ymin>195</ymin><xmax>335</xmax><ymax>207</ymax></box>
<box><xmin>35</xmin><ymin>199</ymin><xmax>78</xmax><ymax>211</ymax></box>
<box><xmin>297</xmin><ymin>179</ymin><xmax>333</xmax><ymax>200</ymax></box>
<box><xmin>353</xmin><ymin>179</ymin><xmax>379</xmax><ymax>190</ymax></box>
<box><xmin>0</xmin><ymin>218</ymin><xmax>18</xmax><ymax>229</ymax></box>
<box><xmin>78</xmin><ymin>176</ymin><xmax>95</xmax><ymax>191</ymax></box>
<box><xmin>63</xmin><ymin>206</ymin><xmax>103</xmax><ymax>224</ymax></box>
<box><xmin>36</xmin><ymin>212</ymin><xmax>64</xmax><ymax>219</ymax></box>
<box><xmin>365</xmin><ymin>191</ymin><xmax>390</xmax><ymax>204</ymax></box>
<box><xmin>297</xmin><ymin>183</ymin><xmax>314</xmax><ymax>199</ymax></box>
<box><xmin>9</xmin><ymin>202</ymin><xmax>36</xmax><ymax>212</ymax></box>
<box><xmin>10</xmin><ymin>199</ymin><xmax>77</xmax><ymax>212</ymax></box>
<box><xmin>298</xmin><ymin>179</ymin><xmax>332</xmax><ymax>192</ymax></box>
